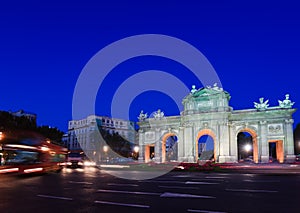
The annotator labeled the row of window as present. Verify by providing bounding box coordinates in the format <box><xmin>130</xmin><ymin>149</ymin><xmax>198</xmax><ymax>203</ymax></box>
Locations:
<box><xmin>69</xmin><ymin>118</ymin><xmax>132</xmax><ymax>127</ymax></box>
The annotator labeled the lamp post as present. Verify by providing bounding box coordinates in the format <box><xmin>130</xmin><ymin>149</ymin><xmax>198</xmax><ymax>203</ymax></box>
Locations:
<box><xmin>244</xmin><ymin>144</ymin><xmax>251</xmax><ymax>153</ymax></box>
<box><xmin>244</xmin><ymin>144</ymin><xmax>252</xmax><ymax>161</ymax></box>
<box><xmin>133</xmin><ymin>146</ymin><xmax>139</xmax><ymax>160</ymax></box>
<box><xmin>103</xmin><ymin>145</ymin><xmax>109</xmax><ymax>162</ymax></box>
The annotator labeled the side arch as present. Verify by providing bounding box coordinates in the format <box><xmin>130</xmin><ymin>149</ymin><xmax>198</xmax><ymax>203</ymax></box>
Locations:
<box><xmin>161</xmin><ymin>132</ymin><xmax>178</xmax><ymax>163</ymax></box>
<box><xmin>236</xmin><ymin>127</ymin><xmax>258</xmax><ymax>163</ymax></box>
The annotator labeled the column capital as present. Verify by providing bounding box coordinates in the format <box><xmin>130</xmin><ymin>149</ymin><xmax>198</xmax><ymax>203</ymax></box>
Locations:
<box><xmin>259</xmin><ymin>120</ymin><xmax>267</xmax><ymax>125</ymax></box>
<box><xmin>183</xmin><ymin>122</ymin><xmax>193</xmax><ymax>127</ymax></box>
<box><xmin>285</xmin><ymin>119</ymin><xmax>294</xmax><ymax>124</ymax></box>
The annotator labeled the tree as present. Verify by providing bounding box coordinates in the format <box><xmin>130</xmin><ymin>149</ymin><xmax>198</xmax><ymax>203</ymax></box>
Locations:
<box><xmin>36</xmin><ymin>125</ymin><xmax>64</xmax><ymax>145</ymax></box>
<box><xmin>0</xmin><ymin>110</ymin><xmax>64</xmax><ymax>145</ymax></box>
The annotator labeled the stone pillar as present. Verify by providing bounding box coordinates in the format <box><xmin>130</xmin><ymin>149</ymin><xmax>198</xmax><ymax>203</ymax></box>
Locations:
<box><xmin>184</xmin><ymin>123</ymin><xmax>194</xmax><ymax>162</ymax></box>
<box><xmin>260</xmin><ymin>121</ymin><xmax>269</xmax><ymax>163</ymax></box>
<box><xmin>285</xmin><ymin>119</ymin><xmax>295</xmax><ymax>162</ymax></box>
<box><xmin>138</xmin><ymin>129</ymin><xmax>145</xmax><ymax>163</ymax></box>
<box><xmin>218</xmin><ymin>122</ymin><xmax>232</xmax><ymax>163</ymax></box>
<box><xmin>229</xmin><ymin>123</ymin><xmax>238</xmax><ymax>162</ymax></box>
<box><xmin>177</xmin><ymin>126</ymin><xmax>185</xmax><ymax>161</ymax></box>
<box><xmin>154</xmin><ymin>128</ymin><xmax>162</xmax><ymax>163</ymax></box>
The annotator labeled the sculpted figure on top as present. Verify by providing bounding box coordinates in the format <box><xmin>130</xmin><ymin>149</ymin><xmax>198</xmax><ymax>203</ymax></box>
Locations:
<box><xmin>278</xmin><ymin>94</ymin><xmax>295</xmax><ymax>108</ymax></box>
<box><xmin>254</xmin><ymin>97</ymin><xmax>269</xmax><ymax>110</ymax></box>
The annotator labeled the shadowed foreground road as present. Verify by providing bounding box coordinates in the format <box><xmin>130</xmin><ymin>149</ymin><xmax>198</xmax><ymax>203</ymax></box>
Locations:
<box><xmin>1</xmin><ymin>167</ymin><xmax>300</xmax><ymax>213</ymax></box>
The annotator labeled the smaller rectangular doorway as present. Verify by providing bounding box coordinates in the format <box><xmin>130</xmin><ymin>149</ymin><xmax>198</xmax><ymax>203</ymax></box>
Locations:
<box><xmin>145</xmin><ymin>145</ymin><xmax>155</xmax><ymax>163</ymax></box>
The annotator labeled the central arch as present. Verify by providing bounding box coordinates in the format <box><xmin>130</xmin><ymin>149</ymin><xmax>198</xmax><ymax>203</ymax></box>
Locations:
<box><xmin>237</xmin><ymin>128</ymin><xmax>258</xmax><ymax>163</ymax></box>
<box><xmin>196</xmin><ymin>129</ymin><xmax>216</xmax><ymax>162</ymax></box>
<box><xmin>161</xmin><ymin>133</ymin><xmax>178</xmax><ymax>163</ymax></box>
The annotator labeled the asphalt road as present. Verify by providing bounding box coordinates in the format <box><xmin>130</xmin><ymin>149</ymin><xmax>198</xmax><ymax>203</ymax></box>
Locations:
<box><xmin>1</xmin><ymin>167</ymin><xmax>300</xmax><ymax>213</ymax></box>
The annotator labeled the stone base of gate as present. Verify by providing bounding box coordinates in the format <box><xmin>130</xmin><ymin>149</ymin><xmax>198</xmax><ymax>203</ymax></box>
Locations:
<box><xmin>218</xmin><ymin>155</ymin><xmax>236</xmax><ymax>163</ymax></box>
<box><xmin>178</xmin><ymin>156</ymin><xmax>196</xmax><ymax>163</ymax></box>
<box><xmin>260</xmin><ymin>155</ymin><xmax>269</xmax><ymax>163</ymax></box>
<box><xmin>285</xmin><ymin>155</ymin><xmax>296</xmax><ymax>163</ymax></box>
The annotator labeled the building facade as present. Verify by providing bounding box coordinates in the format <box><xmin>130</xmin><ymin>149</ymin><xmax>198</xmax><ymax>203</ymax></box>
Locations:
<box><xmin>10</xmin><ymin>109</ymin><xmax>37</xmax><ymax>124</ymax></box>
<box><xmin>138</xmin><ymin>84</ymin><xmax>296</xmax><ymax>163</ymax></box>
<box><xmin>67</xmin><ymin>115</ymin><xmax>136</xmax><ymax>160</ymax></box>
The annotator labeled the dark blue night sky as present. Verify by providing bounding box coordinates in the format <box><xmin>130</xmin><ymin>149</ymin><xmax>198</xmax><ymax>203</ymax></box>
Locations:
<box><xmin>1</xmin><ymin>1</ymin><xmax>299</xmax><ymax>132</ymax></box>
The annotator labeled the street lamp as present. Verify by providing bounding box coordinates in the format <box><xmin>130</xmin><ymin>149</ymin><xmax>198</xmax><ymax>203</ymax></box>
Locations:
<box><xmin>133</xmin><ymin>146</ymin><xmax>139</xmax><ymax>153</ymax></box>
<box><xmin>103</xmin><ymin>145</ymin><xmax>109</xmax><ymax>162</ymax></box>
<box><xmin>103</xmin><ymin>145</ymin><xmax>109</xmax><ymax>153</ymax></box>
<box><xmin>132</xmin><ymin>146</ymin><xmax>139</xmax><ymax>160</ymax></box>
<box><xmin>244</xmin><ymin>144</ymin><xmax>252</xmax><ymax>152</ymax></box>
<box><xmin>0</xmin><ymin>132</ymin><xmax>3</xmax><ymax>141</ymax></box>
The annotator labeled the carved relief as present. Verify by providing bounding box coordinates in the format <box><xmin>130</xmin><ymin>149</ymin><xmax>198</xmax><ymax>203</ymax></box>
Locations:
<box><xmin>145</xmin><ymin>131</ymin><xmax>155</xmax><ymax>141</ymax></box>
<box><xmin>268</xmin><ymin>124</ymin><xmax>283</xmax><ymax>134</ymax></box>
<box><xmin>183</xmin><ymin>122</ymin><xmax>193</xmax><ymax>127</ymax></box>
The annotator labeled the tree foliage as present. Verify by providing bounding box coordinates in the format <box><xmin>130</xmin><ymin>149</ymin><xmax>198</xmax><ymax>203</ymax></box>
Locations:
<box><xmin>99</xmin><ymin>128</ymin><xmax>134</xmax><ymax>158</ymax></box>
<box><xmin>0</xmin><ymin>110</ymin><xmax>64</xmax><ymax>144</ymax></box>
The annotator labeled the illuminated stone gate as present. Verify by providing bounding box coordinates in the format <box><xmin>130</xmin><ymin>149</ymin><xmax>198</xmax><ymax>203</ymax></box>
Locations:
<box><xmin>137</xmin><ymin>84</ymin><xmax>296</xmax><ymax>163</ymax></box>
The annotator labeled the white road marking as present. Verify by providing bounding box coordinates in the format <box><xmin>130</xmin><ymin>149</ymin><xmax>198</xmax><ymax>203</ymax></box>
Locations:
<box><xmin>94</xmin><ymin>200</ymin><xmax>150</xmax><ymax>208</ymax></box>
<box><xmin>37</xmin><ymin>194</ymin><xmax>73</xmax><ymax>201</ymax></box>
<box><xmin>204</xmin><ymin>176</ymin><xmax>228</xmax><ymax>179</ymax></box>
<box><xmin>243</xmin><ymin>179</ymin><xmax>280</xmax><ymax>183</ymax></box>
<box><xmin>185</xmin><ymin>181</ymin><xmax>219</xmax><ymax>185</ymax></box>
<box><xmin>69</xmin><ymin>181</ymin><xmax>93</xmax><ymax>185</ymax></box>
<box><xmin>158</xmin><ymin>185</ymin><xmax>199</xmax><ymax>190</ymax></box>
<box><xmin>188</xmin><ymin>209</ymin><xmax>227</xmax><ymax>213</ymax></box>
<box><xmin>97</xmin><ymin>189</ymin><xmax>160</xmax><ymax>196</ymax></box>
<box><xmin>160</xmin><ymin>192</ymin><xmax>215</xmax><ymax>199</ymax></box>
<box><xmin>107</xmin><ymin>183</ymin><xmax>139</xmax><ymax>187</ymax></box>
<box><xmin>191</xmin><ymin>178</ymin><xmax>224</xmax><ymax>182</ymax></box>
<box><xmin>226</xmin><ymin>188</ymin><xmax>278</xmax><ymax>193</ymax></box>
<box><xmin>172</xmin><ymin>175</ymin><xmax>192</xmax><ymax>178</ymax></box>
<box><xmin>139</xmin><ymin>180</ymin><xmax>185</xmax><ymax>184</ymax></box>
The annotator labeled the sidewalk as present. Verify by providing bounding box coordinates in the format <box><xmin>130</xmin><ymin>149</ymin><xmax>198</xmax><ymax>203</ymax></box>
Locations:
<box><xmin>216</xmin><ymin>162</ymin><xmax>300</xmax><ymax>174</ymax></box>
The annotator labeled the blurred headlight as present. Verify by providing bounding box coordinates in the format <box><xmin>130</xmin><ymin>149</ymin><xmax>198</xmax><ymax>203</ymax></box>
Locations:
<box><xmin>84</xmin><ymin>161</ymin><xmax>96</xmax><ymax>166</ymax></box>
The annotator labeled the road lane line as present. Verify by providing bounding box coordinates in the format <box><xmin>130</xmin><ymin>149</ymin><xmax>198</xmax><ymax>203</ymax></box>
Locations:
<box><xmin>94</xmin><ymin>200</ymin><xmax>150</xmax><ymax>208</ymax></box>
<box><xmin>172</xmin><ymin>175</ymin><xmax>192</xmax><ymax>178</ymax></box>
<box><xmin>225</xmin><ymin>188</ymin><xmax>278</xmax><ymax>193</ymax></box>
<box><xmin>160</xmin><ymin>192</ymin><xmax>215</xmax><ymax>199</ymax></box>
<box><xmin>243</xmin><ymin>179</ymin><xmax>280</xmax><ymax>183</ymax></box>
<box><xmin>159</xmin><ymin>185</ymin><xmax>199</xmax><ymax>190</ymax></box>
<box><xmin>191</xmin><ymin>178</ymin><xmax>224</xmax><ymax>182</ymax></box>
<box><xmin>107</xmin><ymin>183</ymin><xmax>139</xmax><ymax>187</ymax></box>
<box><xmin>69</xmin><ymin>181</ymin><xmax>93</xmax><ymax>185</ymax></box>
<box><xmin>139</xmin><ymin>180</ymin><xmax>185</xmax><ymax>184</ymax></box>
<box><xmin>97</xmin><ymin>189</ymin><xmax>160</xmax><ymax>196</ymax></box>
<box><xmin>37</xmin><ymin>194</ymin><xmax>73</xmax><ymax>201</ymax></box>
<box><xmin>188</xmin><ymin>209</ymin><xmax>227</xmax><ymax>213</ymax></box>
<box><xmin>204</xmin><ymin>176</ymin><xmax>228</xmax><ymax>179</ymax></box>
<box><xmin>185</xmin><ymin>181</ymin><xmax>219</xmax><ymax>185</ymax></box>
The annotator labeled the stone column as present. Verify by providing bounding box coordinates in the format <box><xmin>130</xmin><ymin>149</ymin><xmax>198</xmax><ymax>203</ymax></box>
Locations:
<box><xmin>138</xmin><ymin>129</ymin><xmax>145</xmax><ymax>163</ymax></box>
<box><xmin>177</xmin><ymin>126</ymin><xmax>185</xmax><ymax>162</ymax></box>
<box><xmin>260</xmin><ymin>121</ymin><xmax>269</xmax><ymax>163</ymax></box>
<box><xmin>229</xmin><ymin>123</ymin><xmax>238</xmax><ymax>162</ymax></box>
<box><xmin>154</xmin><ymin>128</ymin><xmax>162</xmax><ymax>163</ymax></box>
<box><xmin>285</xmin><ymin>119</ymin><xmax>295</xmax><ymax>162</ymax></box>
<box><xmin>184</xmin><ymin>123</ymin><xmax>194</xmax><ymax>162</ymax></box>
<box><xmin>218</xmin><ymin>122</ymin><xmax>232</xmax><ymax>163</ymax></box>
